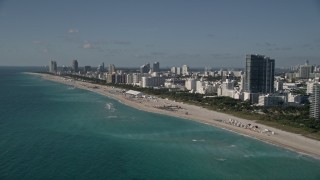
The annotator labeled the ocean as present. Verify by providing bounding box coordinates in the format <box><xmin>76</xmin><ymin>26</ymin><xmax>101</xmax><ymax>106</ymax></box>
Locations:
<box><xmin>1</xmin><ymin>67</ymin><xmax>320</xmax><ymax>179</ymax></box>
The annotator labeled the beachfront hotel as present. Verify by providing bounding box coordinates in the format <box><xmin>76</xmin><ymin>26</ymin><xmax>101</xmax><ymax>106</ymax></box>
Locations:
<box><xmin>244</xmin><ymin>54</ymin><xmax>275</xmax><ymax>103</ymax></box>
<box><xmin>49</xmin><ymin>60</ymin><xmax>57</xmax><ymax>73</ymax></box>
<box><xmin>244</xmin><ymin>54</ymin><xmax>275</xmax><ymax>94</ymax></box>
<box><xmin>72</xmin><ymin>60</ymin><xmax>78</xmax><ymax>72</ymax></box>
<box><xmin>310</xmin><ymin>83</ymin><xmax>320</xmax><ymax>120</ymax></box>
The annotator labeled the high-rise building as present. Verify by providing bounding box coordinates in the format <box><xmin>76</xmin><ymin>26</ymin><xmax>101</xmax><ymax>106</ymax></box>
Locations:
<box><xmin>171</xmin><ymin>67</ymin><xmax>177</xmax><ymax>74</ymax></box>
<box><xmin>182</xmin><ymin>65</ymin><xmax>189</xmax><ymax>75</ymax></box>
<box><xmin>307</xmin><ymin>82</ymin><xmax>317</xmax><ymax>94</ymax></box>
<box><xmin>185</xmin><ymin>78</ymin><xmax>196</xmax><ymax>90</ymax></box>
<box><xmin>109</xmin><ymin>64</ymin><xmax>116</xmax><ymax>74</ymax></box>
<box><xmin>218</xmin><ymin>78</ymin><xmax>235</xmax><ymax>97</ymax></box>
<box><xmin>176</xmin><ymin>67</ymin><xmax>181</xmax><ymax>75</ymax></box>
<box><xmin>140</xmin><ymin>63</ymin><xmax>150</xmax><ymax>73</ymax></box>
<box><xmin>84</xmin><ymin>66</ymin><xmax>91</xmax><ymax>73</ymax></box>
<box><xmin>310</xmin><ymin>83</ymin><xmax>320</xmax><ymax>120</ymax></box>
<box><xmin>49</xmin><ymin>60</ymin><xmax>57</xmax><ymax>73</ymax></box>
<box><xmin>299</xmin><ymin>61</ymin><xmax>313</xmax><ymax>79</ymax></box>
<box><xmin>72</xmin><ymin>60</ymin><xmax>78</xmax><ymax>72</ymax></box>
<box><xmin>126</xmin><ymin>74</ymin><xmax>134</xmax><ymax>85</ymax></box>
<box><xmin>106</xmin><ymin>73</ymin><xmax>115</xmax><ymax>83</ymax></box>
<box><xmin>114</xmin><ymin>74</ymin><xmax>126</xmax><ymax>84</ymax></box>
<box><xmin>141</xmin><ymin>76</ymin><xmax>165</xmax><ymax>88</ymax></box>
<box><xmin>153</xmin><ymin>62</ymin><xmax>160</xmax><ymax>72</ymax></box>
<box><xmin>97</xmin><ymin>62</ymin><xmax>105</xmax><ymax>72</ymax></box>
<box><xmin>244</xmin><ymin>54</ymin><xmax>275</xmax><ymax>93</ymax></box>
<box><xmin>133</xmin><ymin>73</ymin><xmax>142</xmax><ymax>84</ymax></box>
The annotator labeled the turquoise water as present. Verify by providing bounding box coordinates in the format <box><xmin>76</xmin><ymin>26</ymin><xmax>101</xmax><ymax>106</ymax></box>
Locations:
<box><xmin>1</xmin><ymin>67</ymin><xmax>320</xmax><ymax>179</ymax></box>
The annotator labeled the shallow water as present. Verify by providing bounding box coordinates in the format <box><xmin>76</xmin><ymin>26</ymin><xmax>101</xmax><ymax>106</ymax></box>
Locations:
<box><xmin>1</xmin><ymin>67</ymin><xmax>320</xmax><ymax>179</ymax></box>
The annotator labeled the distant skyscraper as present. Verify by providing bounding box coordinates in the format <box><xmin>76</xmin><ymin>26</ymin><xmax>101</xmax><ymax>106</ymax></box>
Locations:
<box><xmin>84</xmin><ymin>66</ymin><xmax>91</xmax><ymax>73</ymax></box>
<box><xmin>171</xmin><ymin>67</ymin><xmax>177</xmax><ymax>74</ymax></box>
<box><xmin>182</xmin><ymin>65</ymin><xmax>189</xmax><ymax>75</ymax></box>
<box><xmin>299</xmin><ymin>60</ymin><xmax>313</xmax><ymax>79</ymax></box>
<box><xmin>176</xmin><ymin>67</ymin><xmax>181</xmax><ymax>75</ymax></box>
<box><xmin>140</xmin><ymin>63</ymin><xmax>150</xmax><ymax>73</ymax></box>
<box><xmin>244</xmin><ymin>54</ymin><xmax>275</xmax><ymax>93</ymax></box>
<box><xmin>49</xmin><ymin>60</ymin><xmax>57</xmax><ymax>73</ymax></box>
<box><xmin>97</xmin><ymin>62</ymin><xmax>105</xmax><ymax>72</ymax></box>
<box><xmin>310</xmin><ymin>83</ymin><xmax>320</xmax><ymax>120</ymax></box>
<box><xmin>109</xmin><ymin>64</ymin><xmax>116</xmax><ymax>74</ymax></box>
<box><xmin>106</xmin><ymin>73</ymin><xmax>115</xmax><ymax>83</ymax></box>
<box><xmin>72</xmin><ymin>60</ymin><xmax>78</xmax><ymax>72</ymax></box>
<box><xmin>153</xmin><ymin>62</ymin><xmax>160</xmax><ymax>72</ymax></box>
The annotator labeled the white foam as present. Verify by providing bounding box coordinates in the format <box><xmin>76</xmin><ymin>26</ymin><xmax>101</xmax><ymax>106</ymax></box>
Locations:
<box><xmin>192</xmin><ymin>139</ymin><xmax>205</xmax><ymax>142</ymax></box>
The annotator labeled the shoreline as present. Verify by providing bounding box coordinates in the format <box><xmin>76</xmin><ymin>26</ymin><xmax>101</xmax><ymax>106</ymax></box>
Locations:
<box><xmin>28</xmin><ymin>72</ymin><xmax>320</xmax><ymax>159</ymax></box>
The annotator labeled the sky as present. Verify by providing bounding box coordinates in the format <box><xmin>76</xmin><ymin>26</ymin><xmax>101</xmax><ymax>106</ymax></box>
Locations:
<box><xmin>0</xmin><ymin>0</ymin><xmax>320</xmax><ymax>68</ymax></box>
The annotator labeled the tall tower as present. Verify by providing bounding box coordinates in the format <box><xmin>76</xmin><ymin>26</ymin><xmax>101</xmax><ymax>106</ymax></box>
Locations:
<box><xmin>140</xmin><ymin>63</ymin><xmax>150</xmax><ymax>73</ymax></box>
<box><xmin>176</xmin><ymin>67</ymin><xmax>181</xmax><ymax>75</ymax></box>
<box><xmin>299</xmin><ymin>61</ymin><xmax>313</xmax><ymax>79</ymax></box>
<box><xmin>171</xmin><ymin>67</ymin><xmax>177</xmax><ymax>74</ymax></box>
<box><xmin>244</xmin><ymin>54</ymin><xmax>275</xmax><ymax>93</ymax></box>
<box><xmin>49</xmin><ymin>60</ymin><xmax>57</xmax><ymax>73</ymax></box>
<box><xmin>97</xmin><ymin>62</ymin><xmax>105</xmax><ymax>72</ymax></box>
<box><xmin>182</xmin><ymin>65</ymin><xmax>189</xmax><ymax>76</ymax></box>
<box><xmin>153</xmin><ymin>62</ymin><xmax>160</xmax><ymax>72</ymax></box>
<box><xmin>109</xmin><ymin>64</ymin><xmax>116</xmax><ymax>74</ymax></box>
<box><xmin>72</xmin><ymin>60</ymin><xmax>78</xmax><ymax>72</ymax></box>
<box><xmin>310</xmin><ymin>84</ymin><xmax>320</xmax><ymax>120</ymax></box>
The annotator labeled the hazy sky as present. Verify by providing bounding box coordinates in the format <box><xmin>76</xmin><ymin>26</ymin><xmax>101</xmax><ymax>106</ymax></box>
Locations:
<box><xmin>0</xmin><ymin>0</ymin><xmax>319</xmax><ymax>68</ymax></box>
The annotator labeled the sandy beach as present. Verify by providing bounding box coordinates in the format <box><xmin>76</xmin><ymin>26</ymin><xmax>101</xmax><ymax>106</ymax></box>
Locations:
<box><xmin>30</xmin><ymin>73</ymin><xmax>320</xmax><ymax>159</ymax></box>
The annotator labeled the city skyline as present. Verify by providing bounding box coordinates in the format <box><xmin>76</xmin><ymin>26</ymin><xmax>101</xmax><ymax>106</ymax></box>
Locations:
<box><xmin>0</xmin><ymin>0</ymin><xmax>320</xmax><ymax>67</ymax></box>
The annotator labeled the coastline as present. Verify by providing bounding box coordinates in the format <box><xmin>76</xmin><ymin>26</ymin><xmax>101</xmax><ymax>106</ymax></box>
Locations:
<box><xmin>28</xmin><ymin>72</ymin><xmax>320</xmax><ymax>159</ymax></box>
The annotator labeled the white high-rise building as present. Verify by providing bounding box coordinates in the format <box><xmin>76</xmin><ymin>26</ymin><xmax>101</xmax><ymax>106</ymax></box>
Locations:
<box><xmin>141</xmin><ymin>76</ymin><xmax>165</xmax><ymax>88</ymax></box>
<box><xmin>217</xmin><ymin>79</ymin><xmax>235</xmax><ymax>98</ymax></box>
<box><xmin>307</xmin><ymin>82</ymin><xmax>317</xmax><ymax>94</ymax></box>
<box><xmin>299</xmin><ymin>65</ymin><xmax>313</xmax><ymax>79</ymax></box>
<box><xmin>133</xmin><ymin>73</ymin><xmax>142</xmax><ymax>84</ymax></box>
<box><xmin>310</xmin><ymin>83</ymin><xmax>320</xmax><ymax>120</ymax></box>
<box><xmin>109</xmin><ymin>64</ymin><xmax>116</xmax><ymax>74</ymax></box>
<box><xmin>182</xmin><ymin>65</ymin><xmax>189</xmax><ymax>75</ymax></box>
<box><xmin>196</xmin><ymin>81</ymin><xmax>205</xmax><ymax>93</ymax></box>
<box><xmin>126</xmin><ymin>74</ymin><xmax>133</xmax><ymax>84</ymax></box>
<box><xmin>171</xmin><ymin>67</ymin><xmax>177</xmax><ymax>74</ymax></box>
<box><xmin>299</xmin><ymin>61</ymin><xmax>313</xmax><ymax>79</ymax></box>
<box><xmin>176</xmin><ymin>67</ymin><xmax>181</xmax><ymax>75</ymax></box>
<box><xmin>185</xmin><ymin>78</ymin><xmax>196</xmax><ymax>91</ymax></box>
